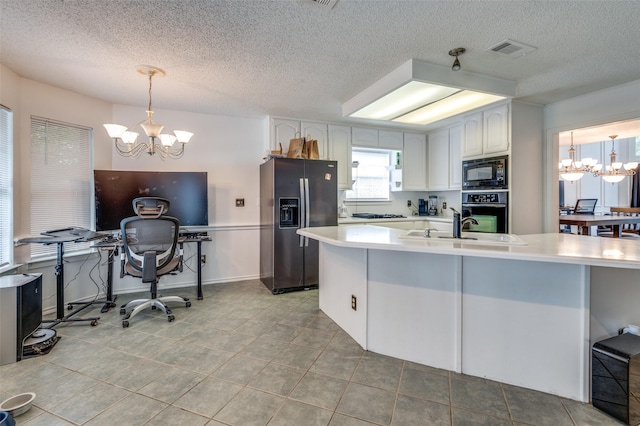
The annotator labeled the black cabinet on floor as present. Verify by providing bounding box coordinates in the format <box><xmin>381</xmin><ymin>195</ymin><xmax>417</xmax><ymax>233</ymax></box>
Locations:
<box><xmin>592</xmin><ymin>333</ymin><xmax>640</xmax><ymax>424</ymax></box>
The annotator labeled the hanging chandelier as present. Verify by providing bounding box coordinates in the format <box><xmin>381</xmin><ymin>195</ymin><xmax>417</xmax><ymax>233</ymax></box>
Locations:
<box><xmin>558</xmin><ymin>132</ymin><xmax>597</xmax><ymax>182</ymax></box>
<box><xmin>103</xmin><ymin>65</ymin><xmax>193</xmax><ymax>159</ymax></box>
<box><xmin>592</xmin><ymin>135</ymin><xmax>638</xmax><ymax>183</ymax></box>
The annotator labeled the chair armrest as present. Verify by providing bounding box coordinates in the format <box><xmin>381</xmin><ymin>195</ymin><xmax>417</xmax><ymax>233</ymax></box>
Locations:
<box><xmin>142</xmin><ymin>251</ymin><xmax>158</xmax><ymax>283</ymax></box>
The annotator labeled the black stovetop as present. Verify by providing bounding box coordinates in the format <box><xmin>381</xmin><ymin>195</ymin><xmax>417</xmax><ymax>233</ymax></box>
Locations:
<box><xmin>351</xmin><ymin>213</ymin><xmax>406</xmax><ymax>219</ymax></box>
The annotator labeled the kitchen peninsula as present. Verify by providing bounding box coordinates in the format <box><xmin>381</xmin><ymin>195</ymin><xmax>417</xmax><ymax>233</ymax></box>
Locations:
<box><xmin>297</xmin><ymin>225</ymin><xmax>640</xmax><ymax>402</ymax></box>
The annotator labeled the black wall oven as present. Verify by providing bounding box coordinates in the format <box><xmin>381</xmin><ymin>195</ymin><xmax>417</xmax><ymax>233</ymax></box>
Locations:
<box><xmin>461</xmin><ymin>192</ymin><xmax>508</xmax><ymax>234</ymax></box>
<box><xmin>462</xmin><ymin>155</ymin><xmax>507</xmax><ymax>190</ymax></box>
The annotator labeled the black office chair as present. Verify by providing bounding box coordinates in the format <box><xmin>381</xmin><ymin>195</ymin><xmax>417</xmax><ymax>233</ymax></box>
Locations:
<box><xmin>119</xmin><ymin>197</ymin><xmax>191</xmax><ymax>328</ymax></box>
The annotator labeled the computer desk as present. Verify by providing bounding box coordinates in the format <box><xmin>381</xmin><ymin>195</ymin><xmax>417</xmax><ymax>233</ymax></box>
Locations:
<box><xmin>18</xmin><ymin>227</ymin><xmax>111</xmax><ymax>327</ymax></box>
<box><xmin>94</xmin><ymin>235</ymin><xmax>210</xmax><ymax>302</ymax></box>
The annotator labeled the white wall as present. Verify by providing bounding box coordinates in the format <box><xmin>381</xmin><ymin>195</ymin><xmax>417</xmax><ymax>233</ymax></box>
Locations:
<box><xmin>543</xmin><ymin>79</ymin><xmax>640</xmax><ymax>232</ymax></box>
<box><xmin>0</xmin><ymin>68</ymin><xmax>270</xmax><ymax>313</ymax></box>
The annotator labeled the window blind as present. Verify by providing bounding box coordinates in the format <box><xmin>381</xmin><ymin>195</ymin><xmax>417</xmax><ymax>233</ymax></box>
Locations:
<box><xmin>0</xmin><ymin>105</ymin><xmax>13</xmax><ymax>267</ymax></box>
<box><xmin>30</xmin><ymin>117</ymin><xmax>92</xmax><ymax>258</ymax></box>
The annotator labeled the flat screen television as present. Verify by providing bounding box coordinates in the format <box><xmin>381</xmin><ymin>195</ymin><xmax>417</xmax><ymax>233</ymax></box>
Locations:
<box><xmin>94</xmin><ymin>170</ymin><xmax>208</xmax><ymax>231</ymax></box>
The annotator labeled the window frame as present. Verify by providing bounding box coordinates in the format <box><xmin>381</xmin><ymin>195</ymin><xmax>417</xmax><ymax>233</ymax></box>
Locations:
<box><xmin>0</xmin><ymin>105</ymin><xmax>13</xmax><ymax>269</ymax></box>
<box><xmin>346</xmin><ymin>147</ymin><xmax>394</xmax><ymax>202</ymax></box>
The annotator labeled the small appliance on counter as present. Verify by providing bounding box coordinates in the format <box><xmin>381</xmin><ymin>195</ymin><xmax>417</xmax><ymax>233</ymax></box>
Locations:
<box><xmin>418</xmin><ymin>196</ymin><xmax>439</xmax><ymax>216</ymax></box>
<box><xmin>428</xmin><ymin>195</ymin><xmax>438</xmax><ymax>215</ymax></box>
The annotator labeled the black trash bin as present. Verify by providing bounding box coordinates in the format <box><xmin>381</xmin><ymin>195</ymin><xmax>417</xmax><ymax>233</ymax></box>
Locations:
<box><xmin>592</xmin><ymin>333</ymin><xmax>640</xmax><ymax>425</ymax></box>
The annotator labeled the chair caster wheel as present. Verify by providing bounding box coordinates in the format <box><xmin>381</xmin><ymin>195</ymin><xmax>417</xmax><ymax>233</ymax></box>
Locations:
<box><xmin>122</xmin><ymin>320</ymin><xmax>129</xmax><ymax>328</ymax></box>
<box><xmin>120</xmin><ymin>308</ymin><xmax>126</xmax><ymax>315</ymax></box>
<box><xmin>91</xmin><ymin>320</ymin><xmax>98</xmax><ymax>326</ymax></box>
<box><xmin>186</xmin><ymin>301</ymin><xmax>192</xmax><ymax>308</ymax></box>
<box><xmin>68</xmin><ymin>304</ymin><xmax>73</xmax><ymax>310</ymax></box>
<box><xmin>167</xmin><ymin>315</ymin><xmax>175</xmax><ymax>322</ymax></box>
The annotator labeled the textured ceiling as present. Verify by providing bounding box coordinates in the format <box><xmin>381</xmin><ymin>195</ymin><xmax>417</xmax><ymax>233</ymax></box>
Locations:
<box><xmin>2</xmin><ymin>0</ymin><xmax>640</xmax><ymax>133</ymax></box>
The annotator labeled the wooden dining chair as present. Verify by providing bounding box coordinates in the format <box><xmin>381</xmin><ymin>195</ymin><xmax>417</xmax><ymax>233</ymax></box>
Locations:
<box><xmin>598</xmin><ymin>207</ymin><xmax>640</xmax><ymax>237</ymax></box>
<box><xmin>611</xmin><ymin>207</ymin><xmax>640</xmax><ymax>234</ymax></box>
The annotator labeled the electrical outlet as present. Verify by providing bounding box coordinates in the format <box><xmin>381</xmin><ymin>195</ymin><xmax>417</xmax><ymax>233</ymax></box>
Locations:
<box><xmin>407</xmin><ymin>200</ymin><xmax>412</xmax><ymax>207</ymax></box>
<box><xmin>235</xmin><ymin>198</ymin><xmax>245</xmax><ymax>207</ymax></box>
<box><xmin>443</xmin><ymin>202</ymin><xmax>447</xmax><ymax>210</ymax></box>
<box><xmin>351</xmin><ymin>295</ymin><xmax>357</xmax><ymax>311</ymax></box>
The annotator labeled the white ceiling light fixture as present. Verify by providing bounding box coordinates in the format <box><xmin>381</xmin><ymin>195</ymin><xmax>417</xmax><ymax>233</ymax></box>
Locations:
<box><xmin>558</xmin><ymin>132</ymin><xmax>598</xmax><ymax>182</ymax></box>
<box><xmin>592</xmin><ymin>135</ymin><xmax>638</xmax><ymax>183</ymax></box>
<box><xmin>342</xmin><ymin>58</ymin><xmax>515</xmax><ymax>126</ymax></box>
<box><xmin>103</xmin><ymin>65</ymin><xmax>193</xmax><ymax>160</ymax></box>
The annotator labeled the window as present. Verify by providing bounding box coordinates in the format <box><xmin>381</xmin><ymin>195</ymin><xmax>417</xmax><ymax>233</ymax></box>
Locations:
<box><xmin>0</xmin><ymin>105</ymin><xmax>13</xmax><ymax>268</ymax></box>
<box><xmin>346</xmin><ymin>148</ymin><xmax>393</xmax><ymax>200</ymax></box>
<box><xmin>30</xmin><ymin>117</ymin><xmax>92</xmax><ymax>258</ymax></box>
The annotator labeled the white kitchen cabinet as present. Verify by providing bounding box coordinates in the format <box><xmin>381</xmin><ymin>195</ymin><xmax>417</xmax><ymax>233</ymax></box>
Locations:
<box><xmin>483</xmin><ymin>104</ymin><xmax>510</xmax><ymax>155</ymax></box>
<box><xmin>428</xmin><ymin>128</ymin><xmax>450</xmax><ymax>190</ymax></box>
<box><xmin>379</xmin><ymin>129</ymin><xmax>404</xmax><ymax>150</ymax></box>
<box><xmin>270</xmin><ymin>119</ymin><xmax>328</xmax><ymax>159</ymax></box>
<box><xmin>462</xmin><ymin>112</ymin><xmax>483</xmax><ymax>157</ymax></box>
<box><xmin>402</xmin><ymin>132</ymin><xmax>428</xmax><ymax>191</ymax></box>
<box><xmin>328</xmin><ymin>124</ymin><xmax>352</xmax><ymax>190</ymax></box>
<box><xmin>449</xmin><ymin>124</ymin><xmax>462</xmax><ymax>189</ymax></box>
<box><xmin>352</xmin><ymin>127</ymin><xmax>379</xmax><ymax>147</ymax></box>
<box><xmin>427</xmin><ymin>125</ymin><xmax>462</xmax><ymax>191</ymax></box>
<box><xmin>461</xmin><ymin>103</ymin><xmax>510</xmax><ymax>158</ymax></box>
<box><xmin>301</xmin><ymin>121</ymin><xmax>328</xmax><ymax>159</ymax></box>
<box><xmin>271</xmin><ymin>118</ymin><xmax>300</xmax><ymax>156</ymax></box>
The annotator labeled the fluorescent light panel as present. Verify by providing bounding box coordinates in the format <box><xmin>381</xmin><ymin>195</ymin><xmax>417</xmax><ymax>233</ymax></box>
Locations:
<box><xmin>393</xmin><ymin>91</ymin><xmax>507</xmax><ymax>125</ymax></box>
<box><xmin>350</xmin><ymin>82</ymin><xmax>459</xmax><ymax>120</ymax></box>
<box><xmin>343</xmin><ymin>59</ymin><xmax>515</xmax><ymax>126</ymax></box>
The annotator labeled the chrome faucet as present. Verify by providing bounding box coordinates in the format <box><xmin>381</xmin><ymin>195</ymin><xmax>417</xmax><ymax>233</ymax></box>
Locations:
<box><xmin>450</xmin><ymin>207</ymin><xmax>478</xmax><ymax>238</ymax></box>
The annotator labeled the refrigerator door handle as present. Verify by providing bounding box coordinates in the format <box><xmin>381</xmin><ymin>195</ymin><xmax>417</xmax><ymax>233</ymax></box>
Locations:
<box><xmin>304</xmin><ymin>178</ymin><xmax>310</xmax><ymax>246</ymax></box>
<box><xmin>299</xmin><ymin>178</ymin><xmax>305</xmax><ymax>247</ymax></box>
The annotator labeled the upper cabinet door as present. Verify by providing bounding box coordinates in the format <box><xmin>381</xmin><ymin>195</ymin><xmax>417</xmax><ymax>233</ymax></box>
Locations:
<box><xmin>427</xmin><ymin>129</ymin><xmax>449</xmax><ymax>190</ymax></box>
<box><xmin>483</xmin><ymin>104</ymin><xmax>509</xmax><ymax>155</ymax></box>
<box><xmin>352</xmin><ymin>127</ymin><xmax>379</xmax><ymax>147</ymax></box>
<box><xmin>379</xmin><ymin>129</ymin><xmax>403</xmax><ymax>150</ymax></box>
<box><xmin>402</xmin><ymin>132</ymin><xmax>428</xmax><ymax>191</ymax></box>
<box><xmin>462</xmin><ymin>112</ymin><xmax>483</xmax><ymax>157</ymax></box>
<box><xmin>272</xmin><ymin>118</ymin><xmax>300</xmax><ymax>155</ymax></box>
<box><xmin>449</xmin><ymin>124</ymin><xmax>462</xmax><ymax>189</ymax></box>
<box><xmin>301</xmin><ymin>121</ymin><xmax>328</xmax><ymax>159</ymax></box>
<box><xmin>328</xmin><ymin>124</ymin><xmax>352</xmax><ymax>190</ymax></box>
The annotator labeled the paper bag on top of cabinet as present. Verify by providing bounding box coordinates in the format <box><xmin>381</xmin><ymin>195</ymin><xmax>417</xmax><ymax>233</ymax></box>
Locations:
<box><xmin>305</xmin><ymin>139</ymin><xmax>320</xmax><ymax>160</ymax></box>
<box><xmin>286</xmin><ymin>137</ymin><xmax>305</xmax><ymax>158</ymax></box>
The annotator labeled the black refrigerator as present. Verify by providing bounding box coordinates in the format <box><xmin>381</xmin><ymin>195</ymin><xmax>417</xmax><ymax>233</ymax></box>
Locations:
<box><xmin>260</xmin><ymin>157</ymin><xmax>338</xmax><ymax>294</ymax></box>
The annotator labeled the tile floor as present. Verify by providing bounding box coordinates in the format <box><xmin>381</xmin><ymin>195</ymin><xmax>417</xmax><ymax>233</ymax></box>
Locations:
<box><xmin>0</xmin><ymin>279</ymin><xmax>624</xmax><ymax>425</ymax></box>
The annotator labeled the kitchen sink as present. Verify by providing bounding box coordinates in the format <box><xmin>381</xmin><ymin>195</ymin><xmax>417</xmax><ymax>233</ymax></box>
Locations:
<box><xmin>400</xmin><ymin>230</ymin><xmax>528</xmax><ymax>246</ymax></box>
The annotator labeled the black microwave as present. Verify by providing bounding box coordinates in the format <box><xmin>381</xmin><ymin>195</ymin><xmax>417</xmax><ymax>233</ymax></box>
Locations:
<box><xmin>462</xmin><ymin>155</ymin><xmax>508</xmax><ymax>190</ymax></box>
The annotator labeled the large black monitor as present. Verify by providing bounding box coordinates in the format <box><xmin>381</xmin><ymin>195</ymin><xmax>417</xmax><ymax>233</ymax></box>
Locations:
<box><xmin>94</xmin><ymin>170</ymin><xmax>208</xmax><ymax>231</ymax></box>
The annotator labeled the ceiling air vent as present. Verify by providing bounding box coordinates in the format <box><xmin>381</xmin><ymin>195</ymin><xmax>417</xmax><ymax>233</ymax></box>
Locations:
<box><xmin>308</xmin><ymin>0</ymin><xmax>339</xmax><ymax>9</ymax></box>
<box><xmin>487</xmin><ymin>39</ymin><xmax>537</xmax><ymax>58</ymax></box>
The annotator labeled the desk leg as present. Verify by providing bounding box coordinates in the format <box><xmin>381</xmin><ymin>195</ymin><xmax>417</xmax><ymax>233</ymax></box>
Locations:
<box><xmin>197</xmin><ymin>241</ymin><xmax>203</xmax><ymax>300</ymax></box>
<box><xmin>101</xmin><ymin>248</ymin><xmax>118</xmax><ymax>313</ymax></box>
<box><xmin>55</xmin><ymin>242</ymin><xmax>65</xmax><ymax>319</ymax></box>
<box><xmin>579</xmin><ymin>225</ymin><xmax>591</xmax><ymax>236</ymax></box>
<box><xmin>43</xmin><ymin>242</ymin><xmax>101</xmax><ymax>328</ymax></box>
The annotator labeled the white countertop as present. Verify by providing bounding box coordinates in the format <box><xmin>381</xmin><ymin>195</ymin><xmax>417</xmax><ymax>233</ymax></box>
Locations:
<box><xmin>298</xmin><ymin>225</ymin><xmax>640</xmax><ymax>269</ymax></box>
<box><xmin>338</xmin><ymin>215</ymin><xmax>452</xmax><ymax>225</ymax></box>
